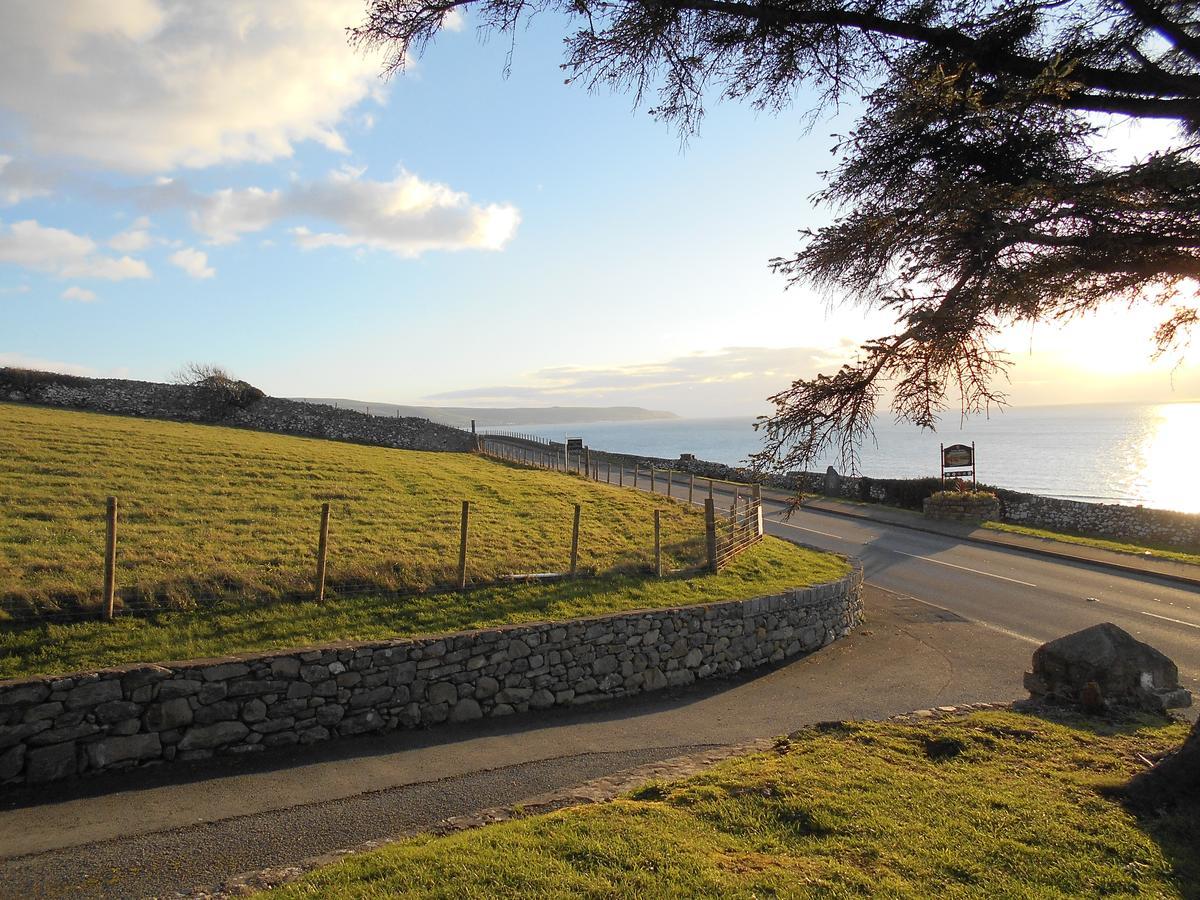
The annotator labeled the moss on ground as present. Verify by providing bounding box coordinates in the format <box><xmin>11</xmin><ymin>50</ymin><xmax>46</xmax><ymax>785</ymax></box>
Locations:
<box><xmin>266</xmin><ymin>711</ymin><xmax>1199</xmax><ymax>899</ymax></box>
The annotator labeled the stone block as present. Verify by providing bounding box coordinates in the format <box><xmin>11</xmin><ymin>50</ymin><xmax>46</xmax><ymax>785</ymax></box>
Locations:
<box><xmin>202</xmin><ymin>663</ymin><xmax>250</xmax><ymax>682</ymax></box>
<box><xmin>65</xmin><ymin>679</ymin><xmax>121</xmax><ymax>710</ymax></box>
<box><xmin>178</xmin><ymin>721</ymin><xmax>249</xmax><ymax>751</ymax></box>
<box><xmin>144</xmin><ymin>698</ymin><xmax>193</xmax><ymax>731</ymax></box>
<box><xmin>87</xmin><ymin>734</ymin><xmax>162</xmax><ymax>769</ymax></box>
<box><xmin>25</xmin><ymin>743</ymin><xmax>77</xmax><ymax>783</ymax></box>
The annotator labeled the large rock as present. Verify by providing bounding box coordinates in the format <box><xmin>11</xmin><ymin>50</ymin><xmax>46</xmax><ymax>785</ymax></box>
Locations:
<box><xmin>1024</xmin><ymin>623</ymin><xmax>1192</xmax><ymax>713</ymax></box>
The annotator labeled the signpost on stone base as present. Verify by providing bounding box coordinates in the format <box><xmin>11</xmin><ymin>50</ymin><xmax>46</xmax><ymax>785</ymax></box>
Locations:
<box><xmin>940</xmin><ymin>442</ymin><xmax>976</xmax><ymax>488</ymax></box>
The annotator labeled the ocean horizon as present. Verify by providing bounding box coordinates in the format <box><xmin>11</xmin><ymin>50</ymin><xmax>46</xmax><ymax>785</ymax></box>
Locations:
<box><xmin>490</xmin><ymin>401</ymin><xmax>1200</xmax><ymax>515</ymax></box>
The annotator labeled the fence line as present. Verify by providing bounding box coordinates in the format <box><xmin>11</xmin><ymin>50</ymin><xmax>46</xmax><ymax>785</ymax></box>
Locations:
<box><xmin>477</xmin><ymin>435</ymin><xmax>763</xmax><ymax>571</ymax></box>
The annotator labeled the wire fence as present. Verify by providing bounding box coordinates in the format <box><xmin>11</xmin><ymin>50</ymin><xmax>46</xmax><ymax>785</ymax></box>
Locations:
<box><xmin>477</xmin><ymin>435</ymin><xmax>764</xmax><ymax>572</ymax></box>
<box><xmin>0</xmin><ymin>433</ymin><xmax>761</xmax><ymax>627</ymax></box>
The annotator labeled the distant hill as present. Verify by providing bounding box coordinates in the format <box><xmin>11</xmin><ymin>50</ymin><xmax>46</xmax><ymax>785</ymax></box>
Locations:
<box><xmin>292</xmin><ymin>400</ymin><xmax>679</xmax><ymax>429</ymax></box>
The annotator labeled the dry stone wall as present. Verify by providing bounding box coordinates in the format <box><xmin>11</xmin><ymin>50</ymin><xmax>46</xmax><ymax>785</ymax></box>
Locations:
<box><xmin>581</xmin><ymin>445</ymin><xmax>1200</xmax><ymax>550</ymax></box>
<box><xmin>0</xmin><ymin>369</ymin><xmax>474</xmax><ymax>453</ymax></box>
<box><xmin>0</xmin><ymin>568</ymin><xmax>862</xmax><ymax>787</ymax></box>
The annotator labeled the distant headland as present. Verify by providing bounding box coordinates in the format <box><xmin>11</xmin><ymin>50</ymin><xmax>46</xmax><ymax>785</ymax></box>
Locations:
<box><xmin>292</xmin><ymin>399</ymin><xmax>680</xmax><ymax>428</ymax></box>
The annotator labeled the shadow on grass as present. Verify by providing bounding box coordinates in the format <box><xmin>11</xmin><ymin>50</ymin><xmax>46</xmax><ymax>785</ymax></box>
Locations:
<box><xmin>1012</xmin><ymin>704</ymin><xmax>1200</xmax><ymax>898</ymax></box>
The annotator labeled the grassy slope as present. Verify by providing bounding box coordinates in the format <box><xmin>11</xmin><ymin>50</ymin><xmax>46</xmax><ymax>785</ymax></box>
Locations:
<box><xmin>0</xmin><ymin>537</ymin><xmax>846</xmax><ymax>678</ymax></box>
<box><xmin>0</xmin><ymin>402</ymin><xmax>847</xmax><ymax>676</ymax></box>
<box><xmin>269</xmin><ymin>712</ymin><xmax>1198</xmax><ymax>899</ymax></box>
<box><xmin>983</xmin><ymin>521</ymin><xmax>1200</xmax><ymax>567</ymax></box>
<box><xmin>1</xmin><ymin>403</ymin><xmax>723</xmax><ymax>615</ymax></box>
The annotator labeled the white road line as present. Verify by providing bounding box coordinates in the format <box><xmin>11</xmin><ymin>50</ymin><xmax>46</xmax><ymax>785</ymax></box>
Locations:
<box><xmin>768</xmin><ymin>519</ymin><xmax>849</xmax><ymax>541</ymax></box>
<box><xmin>768</xmin><ymin>518</ymin><xmax>1037</xmax><ymax>585</ymax></box>
<box><xmin>889</xmin><ymin>550</ymin><xmax>1038</xmax><ymax>587</ymax></box>
<box><xmin>1142</xmin><ymin>611</ymin><xmax>1200</xmax><ymax>630</ymax></box>
<box><xmin>901</xmin><ymin>592</ymin><xmax>1043</xmax><ymax>646</ymax></box>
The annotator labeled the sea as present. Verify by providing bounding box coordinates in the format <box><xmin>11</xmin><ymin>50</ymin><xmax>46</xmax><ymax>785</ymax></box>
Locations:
<box><xmin>497</xmin><ymin>402</ymin><xmax>1200</xmax><ymax>515</ymax></box>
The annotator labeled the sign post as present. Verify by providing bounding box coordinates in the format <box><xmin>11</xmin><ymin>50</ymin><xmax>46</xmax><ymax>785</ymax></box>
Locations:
<box><xmin>940</xmin><ymin>442</ymin><xmax>976</xmax><ymax>488</ymax></box>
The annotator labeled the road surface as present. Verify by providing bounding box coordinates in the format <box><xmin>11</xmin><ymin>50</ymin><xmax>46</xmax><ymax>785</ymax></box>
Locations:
<box><xmin>1</xmin><ymin>460</ymin><xmax>1195</xmax><ymax>897</ymax></box>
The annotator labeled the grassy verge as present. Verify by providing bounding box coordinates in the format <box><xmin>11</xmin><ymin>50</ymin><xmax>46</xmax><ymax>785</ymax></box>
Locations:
<box><xmin>0</xmin><ymin>403</ymin><xmax>714</xmax><ymax>618</ymax></box>
<box><xmin>0</xmin><ymin>537</ymin><xmax>847</xmax><ymax>679</ymax></box>
<box><xmin>266</xmin><ymin>711</ymin><xmax>1198</xmax><ymax>899</ymax></box>
<box><xmin>983</xmin><ymin>521</ymin><xmax>1200</xmax><ymax>567</ymax></box>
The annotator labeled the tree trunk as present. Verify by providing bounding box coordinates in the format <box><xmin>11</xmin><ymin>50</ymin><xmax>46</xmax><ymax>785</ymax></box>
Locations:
<box><xmin>1126</xmin><ymin>718</ymin><xmax>1200</xmax><ymax>807</ymax></box>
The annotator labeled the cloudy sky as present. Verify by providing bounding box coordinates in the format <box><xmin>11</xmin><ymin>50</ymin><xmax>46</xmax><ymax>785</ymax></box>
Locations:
<box><xmin>2</xmin><ymin>1</ymin><xmax>1197</xmax><ymax>418</ymax></box>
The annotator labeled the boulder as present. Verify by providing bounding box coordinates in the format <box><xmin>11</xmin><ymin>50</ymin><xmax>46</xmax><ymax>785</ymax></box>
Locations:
<box><xmin>1024</xmin><ymin>623</ymin><xmax>1192</xmax><ymax>713</ymax></box>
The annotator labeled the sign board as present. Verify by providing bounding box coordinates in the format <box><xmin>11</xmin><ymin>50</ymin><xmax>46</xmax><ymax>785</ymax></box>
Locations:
<box><xmin>939</xmin><ymin>442</ymin><xmax>976</xmax><ymax>487</ymax></box>
<box><xmin>942</xmin><ymin>444</ymin><xmax>974</xmax><ymax>468</ymax></box>
<box><xmin>565</xmin><ymin>438</ymin><xmax>584</xmax><ymax>454</ymax></box>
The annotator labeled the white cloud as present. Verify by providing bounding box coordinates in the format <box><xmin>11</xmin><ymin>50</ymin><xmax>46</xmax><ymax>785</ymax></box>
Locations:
<box><xmin>109</xmin><ymin>217</ymin><xmax>153</xmax><ymax>252</ymax></box>
<box><xmin>0</xmin><ymin>155</ymin><xmax>54</xmax><ymax>205</ymax></box>
<box><xmin>0</xmin><ymin>284</ymin><xmax>31</xmax><ymax>295</ymax></box>
<box><xmin>169</xmin><ymin>247</ymin><xmax>214</xmax><ymax>279</ymax></box>
<box><xmin>0</xmin><ymin>1</ymin><xmax>384</xmax><ymax>172</ymax></box>
<box><xmin>0</xmin><ymin>352</ymin><xmax>96</xmax><ymax>375</ymax></box>
<box><xmin>0</xmin><ymin>219</ymin><xmax>151</xmax><ymax>280</ymax></box>
<box><xmin>426</xmin><ymin>346</ymin><xmax>856</xmax><ymax>416</ymax></box>
<box><xmin>61</xmin><ymin>285</ymin><xmax>97</xmax><ymax>302</ymax></box>
<box><xmin>190</xmin><ymin>169</ymin><xmax>520</xmax><ymax>257</ymax></box>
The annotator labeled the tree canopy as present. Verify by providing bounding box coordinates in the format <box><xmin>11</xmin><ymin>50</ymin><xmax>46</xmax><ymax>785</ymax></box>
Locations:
<box><xmin>354</xmin><ymin>0</ymin><xmax>1200</xmax><ymax>471</ymax></box>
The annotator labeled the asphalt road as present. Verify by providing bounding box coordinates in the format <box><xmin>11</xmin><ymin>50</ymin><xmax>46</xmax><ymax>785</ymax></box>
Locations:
<box><xmin>1</xmin><ymin>459</ymin><xmax>1196</xmax><ymax>898</ymax></box>
<box><xmin>632</xmin><ymin>466</ymin><xmax>1199</xmax><ymax>692</ymax></box>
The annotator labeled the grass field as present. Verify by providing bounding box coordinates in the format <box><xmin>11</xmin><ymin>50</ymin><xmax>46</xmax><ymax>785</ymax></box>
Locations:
<box><xmin>0</xmin><ymin>403</ymin><xmax>740</xmax><ymax>618</ymax></box>
<box><xmin>0</xmin><ymin>536</ymin><xmax>846</xmax><ymax>678</ymax></box>
<box><xmin>983</xmin><ymin>521</ymin><xmax>1200</xmax><ymax>567</ymax></box>
<box><xmin>0</xmin><ymin>402</ymin><xmax>848</xmax><ymax>675</ymax></box>
<box><xmin>266</xmin><ymin>711</ymin><xmax>1199</xmax><ymax>898</ymax></box>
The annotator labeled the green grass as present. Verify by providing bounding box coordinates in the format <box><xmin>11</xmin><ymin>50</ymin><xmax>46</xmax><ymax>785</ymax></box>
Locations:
<box><xmin>0</xmin><ymin>536</ymin><xmax>845</xmax><ymax>678</ymax></box>
<box><xmin>1</xmin><ymin>402</ymin><xmax>743</xmax><ymax>617</ymax></box>
<box><xmin>266</xmin><ymin>711</ymin><xmax>1199</xmax><ymax>899</ymax></box>
<box><xmin>983</xmin><ymin>521</ymin><xmax>1200</xmax><ymax>567</ymax></box>
<box><xmin>0</xmin><ymin>402</ymin><xmax>848</xmax><ymax>676</ymax></box>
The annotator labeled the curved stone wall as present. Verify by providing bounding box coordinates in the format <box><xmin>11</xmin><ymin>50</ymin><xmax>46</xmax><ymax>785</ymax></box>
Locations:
<box><xmin>0</xmin><ymin>567</ymin><xmax>862</xmax><ymax>787</ymax></box>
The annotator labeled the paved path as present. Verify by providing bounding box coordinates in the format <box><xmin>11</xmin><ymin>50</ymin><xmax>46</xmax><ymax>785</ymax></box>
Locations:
<box><xmin>1</xmin><ymin>586</ymin><xmax>1028</xmax><ymax>898</ymax></box>
<box><xmin>3</xmin><ymin>460</ymin><xmax>1197</xmax><ymax>898</ymax></box>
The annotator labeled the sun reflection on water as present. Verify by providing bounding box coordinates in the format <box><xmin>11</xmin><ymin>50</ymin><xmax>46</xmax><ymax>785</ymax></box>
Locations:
<box><xmin>1136</xmin><ymin>403</ymin><xmax>1200</xmax><ymax>514</ymax></box>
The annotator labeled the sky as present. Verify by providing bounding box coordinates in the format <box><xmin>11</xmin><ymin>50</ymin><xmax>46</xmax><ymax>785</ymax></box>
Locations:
<box><xmin>1</xmin><ymin>1</ymin><xmax>1198</xmax><ymax>419</ymax></box>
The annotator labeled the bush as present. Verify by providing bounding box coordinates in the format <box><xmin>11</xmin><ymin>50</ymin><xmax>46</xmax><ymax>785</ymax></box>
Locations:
<box><xmin>170</xmin><ymin>362</ymin><xmax>265</xmax><ymax>409</ymax></box>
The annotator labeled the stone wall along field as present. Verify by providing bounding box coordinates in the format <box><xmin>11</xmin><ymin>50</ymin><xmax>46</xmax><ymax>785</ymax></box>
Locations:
<box><xmin>923</xmin><ymin>493</ymin><xmax>1002</xmax><ymax>522</ymax></box>
<box><xmin>0</xmin><ymin>568</ymin><xmax>863</xmax><ymax>787</ymax></box>
<box><xmin>0</xmin><ymin>368</ymin><xmax>474</xmax><ymax>453</ymax></box>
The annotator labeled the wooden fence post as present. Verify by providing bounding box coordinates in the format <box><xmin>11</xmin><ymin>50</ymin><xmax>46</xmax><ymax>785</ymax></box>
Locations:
<box><xmin>704</xmin><ymin>499</ymin><xmax>718</xmax><ymax>574</ymax></box>
<box><xmin>457</xmin><ymin>500</ymin><xmax>471</xmax><ymax>590</ymax></box>
<box><xmin>634</xmin><ymin>465</ymin><xmax>639</xmax><ymax>489</ymax></box>
<box><xmin>650</xmin><ymin>467</ymin><xmax>656</xmax><ymax>494</ymax></box>
<box><xmin>619</xmin><ymin>464</ymin><xmax>624</xmax><ymax>487</ymax></box>
<box><xmin>585</xmin><ymin>448</ymin><xmax>592</xmax><ymax>480</ymax></box>
<box><xmin>654</xmin><ymin>509</ymin><xmax>662</xmax><ymax>577</ymax></box>
<box><xmin>688</xmin><ymin>473</ymin><xmax>694</xmax><ymax>506</ymax></box>
<box><xmin>665</xmin><ymin>470</ymin><xmax>672</xmax><ymax>499</ymax></box>
<box><xmin>315</xmin><ymin>502</ymin><xmax>330</xmax><ymax>602</ymax></box>
<box><xmin>731</xmin><ymin>487</ymin><xmax>740</xmax><ymax>524</ymax></box>
<box><xmin>708</xmin><ymin>478</ymin><xmax>714</xmax><ymax>499</ymax></box>
<box><xmin>102</xmin><ymin>496</ymin><xmax>118</xmax><ymax>620</ymax></box>
<box><xmin>606</xmin><ymin>462</ymin><xmax>611</xmax><ymax>483</ymax></box>
<box><xmin>570</xmin><ymin>504</ymin><xmax>581</xmax><ymax>576</ymax></box>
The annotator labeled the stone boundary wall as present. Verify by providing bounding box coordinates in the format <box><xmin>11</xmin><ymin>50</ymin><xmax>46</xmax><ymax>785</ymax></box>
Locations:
<box><xmin>0</xmin><ymin>568</ymin><xmax>863</xmax><ymax>787</ymax></box>
<box><xmin>571</xmin><ymin>444</ymin><xmax>1200</xmax><ymax>550</ymax></box>
<box><xmin>923</xmin><ymin>493</ymin><xmax>1002</xmax><ymax>522</ymax></box>
<box><xmin>0</xmin><ymin>369</ymin><xmax>474</xmax><ymax>453</ymax></box>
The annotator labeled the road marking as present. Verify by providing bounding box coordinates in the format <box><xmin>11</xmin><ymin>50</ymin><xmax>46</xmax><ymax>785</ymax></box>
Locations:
<box><xmin>899</xmin><ymin>592</ymin><xmax>1042</xmax><ymax>646</ymax></box>
<box><xmin>1141</xmin><ymin>611</ymin><xmax>1200</xmax><ymax>630</ymax></box>
<box><xmin>767</xmin><ymin>519</ymin><xmax>849</xmax><ymax>541</ymax></box>
<box><xmin>889</xmin><ymin>550</ymin><xmax>1037</xmax><ymax>587</ymax></box>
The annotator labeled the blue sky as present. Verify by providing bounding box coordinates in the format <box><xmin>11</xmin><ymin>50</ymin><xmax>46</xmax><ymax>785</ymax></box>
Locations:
<box><xmin>2</xmin><ymin>1</ymin><xmax>1197</xmax><ymax>417</ymax></box>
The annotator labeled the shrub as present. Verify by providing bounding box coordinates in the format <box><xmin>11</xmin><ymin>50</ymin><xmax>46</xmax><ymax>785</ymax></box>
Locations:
<box><xmin>170</xmin><ymin>362</ymin><xmax>265</xmax><ymax>409</ymax></box>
